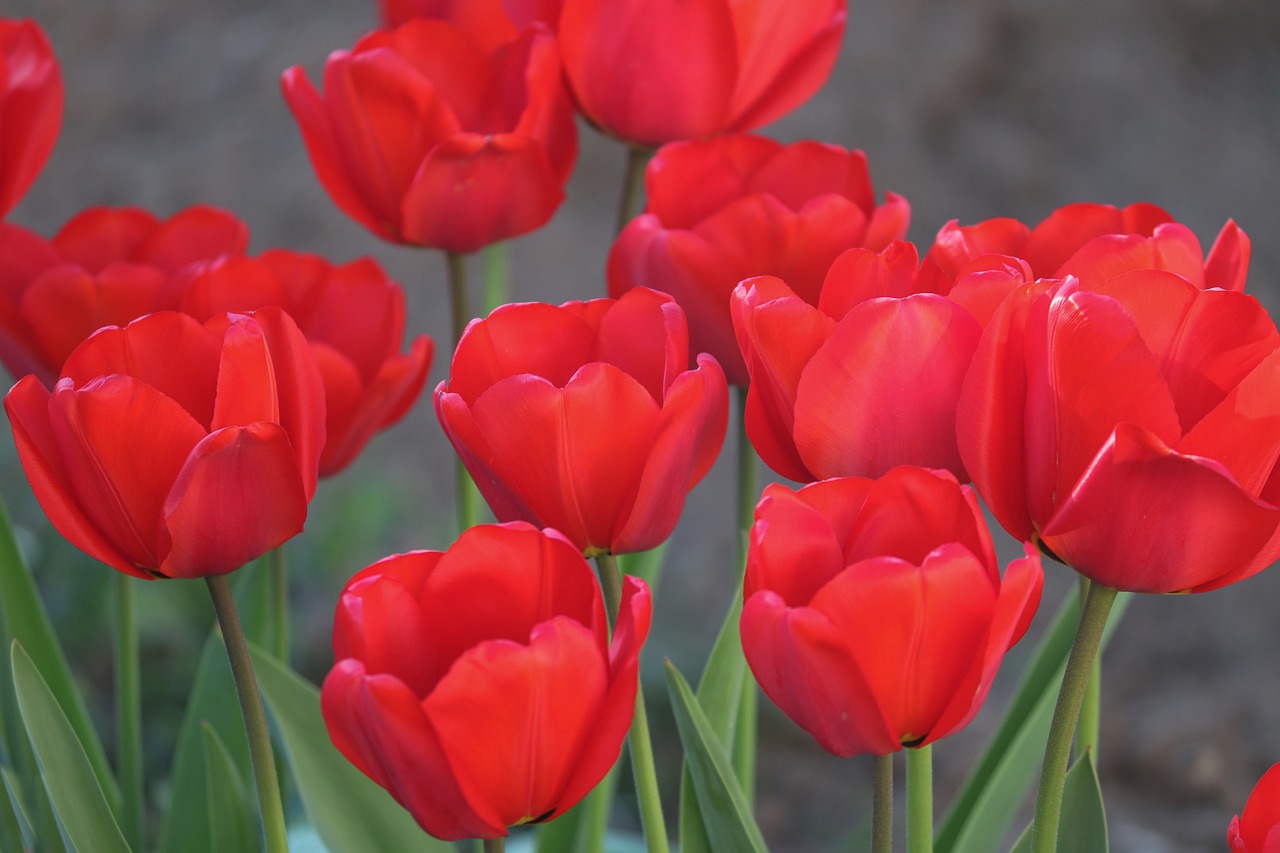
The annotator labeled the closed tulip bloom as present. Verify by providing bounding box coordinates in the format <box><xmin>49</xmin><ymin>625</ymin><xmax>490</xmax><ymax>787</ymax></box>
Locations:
<box><xmin>731</xmin><ymin>241</ymin><xmax>1030</xmax><ymax>482</ymax></box>
<box><xmin>558</xmin><ymin>0</ymin><xmax>845</xmax><ymax>146</ymax></box>
<box><xmin>926</xmin><ymin>201</ymin><xmax>1249</xmax><ymax>293</ymax></box>
<box><xmin>0</xmin><ymin>205</ymin><xmax>249</xmax><ymax>384</ymax></box>
<box><xmin>435</xmin><ymin>287</ymin><xmax>728</xmax><ymax>555</ymax></box>
<box><xmin>609</xmin><ymin>135</ymin><xmax>909</xmax><ymax>385</ymax></box>
<box><xmin>1230</xmin><ymin>763</ymin><xmax>1280</xmax><ymax>853</ymax></box>
<box><xmin>5</xmin><ymin>308</ymin><xmax>325</xmax><ymax>579</ymax></box>
<box><xmin>282</xmin><ymin>19</ymin><xmax>577</xmax><ymax>253</ymax></box>
<box><xmin>958</xmin><ymin>270</ymin><xmax>1280</xmax><ymax>593</ymax></box>
<box><xmin>322</xmin><ymin>522</ymin><xmax>652</xmax><ymax>840</ymax></box>
<box><xmin>741</xmin><ymin>467</ymin><xmax>1043</xmax><ymax>756</ymax></box>
<box><xmin>0</xmin><ymin>19</ymin><xmax>62</xmax><ymax>219</ymax></box>
<box><xmin>181</xmin><ymin>250</ymin><xmax>433</xmax><ymax>475</ymax></box>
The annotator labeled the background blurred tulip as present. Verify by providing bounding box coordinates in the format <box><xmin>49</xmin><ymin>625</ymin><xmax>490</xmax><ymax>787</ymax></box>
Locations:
<box><xmin>1229</xmin><ymin>763</ymin><xmax>1280</xmax><ymax>853</ymax></box>
<box><xmin>282</xmin><ymin>19</ymin><xmax>577</xmax><ymax>253</ymax></box>
<box><xmin>4</xmin><ymin>308</ymin><xmax>325</xmax><ymax>579</ymax></box>
<box><xmin>0</xmin><ymin>19</ymin><xmax>62</xmax><ymax>219</ymax></box>
<box><xmin>322</xmin><ymin>522</ymin><xmax>651</xmax><ymax>840</ymax></box>
<box><xmin>435</xmin><ymin>287</ymin><xmax>728</xmax><ymax>555</ymax></box>
<box><xmin>609</xmin><ymin>135</ymin><xmax>908</xmax><ymax>385</ymax></box>
<box><xmin>740</xmin><ymin>467</ymin><xmax>1043</xmax><ymax>757</ymax></box>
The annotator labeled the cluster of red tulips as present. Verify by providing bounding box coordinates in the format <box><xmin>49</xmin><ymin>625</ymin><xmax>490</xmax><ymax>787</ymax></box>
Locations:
<box><xmin>2</xmin><ymin>5</ymin><xmax>1278</xmax><ymax>852</ymax></box>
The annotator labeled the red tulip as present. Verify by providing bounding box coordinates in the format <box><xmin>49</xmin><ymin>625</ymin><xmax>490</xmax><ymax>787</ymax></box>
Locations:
<box><xmin>958</xmin><ymin>271</ymin><xmax>1280</xmax><ymax>593</ymax></box>
<box><xmin>181</xmin><ymin>250</ymin><xmax>433</xmax><ymax>475</ymax></box>
<box><xmin>282</xmin><ymin>19</ymin><xmax>577</xmax><ymax>253</ymax></box>
<box><xmin>731</xmin><ymin>242</ymin><xmax>1030</xmax><ymax>482</ymax></box>
<box><xmin>378</xmin><ymin>0</ymin><xmax>557</xmax><ymax>48</ymax></box>
<box><xmin>0</xmin><ymin>205</ymin><xmax>249</xmax><ymax>384</ymax></box>
<box><xmin>0</xmin><ymin>19</ymin><xmax>62</xmax><ymax>219</ymax></box>
<box><xmin>558</xmin><ymin>0</ymin><xmax>846</xmax><ymax>146</ymax></box>
<box><xmin>322</xmin><ymin>522</ymin><xmax>651</xmax><ymax>840</ymax></box>
<box><xmin>434</xmin><ymin>287</ymin><xmax>728</xmax><ymax>555</ymax></box>
<box><xmin>4</xmin><ymin>308</ymin><xmax>325</xmax><ymax>579</ymax></box>
<box><xmin>1230</xmin><ymin>763</ymin><xmax>1280</xmax><ymax>853</ymax></box>
<box><xmin>741</xmin><ymin>467</ymin><xmax>1043</xmax><ymax>756</ymax></box>
<box><xmin>926</xmin><ymin>201</ymin><xmax>1249</xmax><ymax>293</ymax></box>
<box><xmin>609</xmin><ymin>135</ymin><xmax>909</xmax><ymax>385</ymax></box>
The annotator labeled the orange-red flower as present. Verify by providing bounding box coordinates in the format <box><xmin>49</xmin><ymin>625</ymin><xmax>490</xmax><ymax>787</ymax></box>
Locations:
<box><xmin>558</xmin><ymin>0</ymin><xmax>846</xmax><ymax>146</ymax></box>
<box><xmin>609</xmin><ymin>135</ymin><xmax>908</xmax><ymax>385</ymax></box>
<box><xmin>435</xmin><ymin>287</ymin><xmax>728</xmax><ymax>555</ymax></box>
<box><xmin>181</xmin><ymin>250</ymin><xmax>433</xmax><ymax>475</ymax></box>
<box><xmin>5</xmin><ymin>309</ymin><xmax>325</xmax><ymax>579</ymax></box>
<box><xmin>0</xmin><ymin>19</ymin><xmax>62</xmax><ymax>218</ymax></box>
<box><xmin>1230</xmin><ymin>763</ymin><xmax>1280</xmax><ymax>853</ymax></box>
<box><xmin>741</xmin><ymin>467</ymin><xmax>1042</xmax><ymax>756</ymax></box>
<box><xmin>322</xmin><ymin>522</ymin><xmax>651</xmax><ymax>840</ymax></box>
<box><xmin>282</xmin><ymin>19</ymin><xmax>577</xmax><ymax>253</ymax></box>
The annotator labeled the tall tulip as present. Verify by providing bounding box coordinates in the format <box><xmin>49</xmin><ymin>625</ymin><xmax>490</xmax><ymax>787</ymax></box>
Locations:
<box><xmin>609</xmin><ymin>135</ymin><xmax>909</xmax><ymax>384</ymax></box>
<box><xmin>282</xmin><ymin>19</ymin><xmax>577</xmax><ymax>254</ymax></box>
<box><xmin>0</xmin><ymin>19</ymin><xmax>62</xmax><ymax>219</ymax></box>
<box><xmin>740</xmin><ymin>467</ymin><xmax>1043</xmax><ymax>757</ymax></box>
<box><xmin>5</xmin><ymin>308</ymin><xmax>325</xmax><ymax>579</ymax></box>
<box><xmin>323</xmin><ymin>522</ymin><xmax>652</xmax><ymax>840</ymax></box>
<box><xmin>434</xmin><ymin>286</ymin><xmax>728</xmax><ymax>555</ymax></box>
<box><xmin>1230</xmin><ymin>763</ymin><xmax>1280</xmax><ymax>853</ymax></box>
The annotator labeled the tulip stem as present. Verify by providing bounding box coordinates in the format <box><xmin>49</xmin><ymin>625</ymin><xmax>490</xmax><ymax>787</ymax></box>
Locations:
<box><xmin>594</xmin><ymin>554</ymin><xmax>624</xmax><ymax>628</ymax></box>
<box><xmin>1031</xmin><ymin>582</ymin><xmax>1118</xmax><ymax>853</ymax></box>
<box><xmin>205</xmin><ymin>575</ymin><xmax>289</xmax><ymax>853</ymax></box>
<box><xmin>614</xmin><ymin>145</ymin><xmax>653</xmax><ymax>234</ymax></box>
<box><xmin>446</xmin><ymin>250</ymin><xmax>480</xmax><ymax>533</ymax></box>
<box><xmin>872</xmin><ymin>753</ymin><xmax>893</xmax><ymax>853</ymax></box>
<box><xmin>268</xmin><ymin>547</ymin><xmax>288</xmax><ymax>662</ymax></box>
<box><xmin>732</xmin><ymin>386</ymin><xmax>758</xmax><ymax>801</ymax></box>
<box><xmin>1074</xmin><ymin>576</ymin><xmax>1100</xmax><ymax>761</ymax></box>
<box><xmin>482</xmin><ymin>242</ymin><xmax>510</xmax><ymax>313</ymax></box>
<box><xmin>483</xmin><ymin>839</ymin><xmax>504</xmax><ymax>853</ymax></box>
<box><xmin>113</xmin><ymin>574</ymin><xmax>143</xmax><ymax>851</ymax></box>
<box><xmin>907</xmin><ymin>745</ymin><xmax>933</xmax><ymax>853</ymax></box>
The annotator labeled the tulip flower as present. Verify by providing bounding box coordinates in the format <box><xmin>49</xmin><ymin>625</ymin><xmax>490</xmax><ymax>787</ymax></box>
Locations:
<box><xmin>958</xmin><ymin>271</ymin><xmax>1280</xmax><ymax>593</ymax></box>
<box><xmin>0</xmin><ymin>205</ymin><xmax>249</xmax><ymax>384</ymax></box>
<box><xmin>0</xmin><ymin>19</ymin><xmax>62</xmax><ymax>219</ymax></box>
<box><xmin>181</xmin><ymin>250</ymin><xmax>433</xmax><ymax>475</ymax></box>
<box><xmin>378</xmin><ymin>0</ymin><xmax>556</xmax><ymax>47</ymax></box>
<box><xmin>740</xmin><ymin>467</ymin><xmax>1043</xmax><ymax>757</ymax></box>
<box><xmin>5</xmin><ymin>308</ymin><xmax>325</xmax><ymax>579</ymax></box>
<box><xmin>609</xmin><ymin>135</ymin><xmax>909</xmax><ymax>384</ymax></box>
<box><xmin>1230</xmin><ymin>763</ymin><xmax>1280</xmax><ymax>853</ymax></box>
<box><xmin>925</xmin><ymin>201</ymin><xmax>1249</xmax><ymax>293</ymax></box>
<box><xmin>322</xmin><ymin>522</ymin><xmax>652</xmax><ymax>840</ymax></box>
<box><xmin>558</xmin><ymin>0</ymin><xmax>846</xmax><ymax>146</ymax></box>
<box><xmin>435</xmin><ymin>287</ymin><xmax>728</xmax><ymax>555</ymax></box>
<box><xmin>281</xmin><ymin>18</ymin><xmax>577</xmax><ymax>253</ymax></box>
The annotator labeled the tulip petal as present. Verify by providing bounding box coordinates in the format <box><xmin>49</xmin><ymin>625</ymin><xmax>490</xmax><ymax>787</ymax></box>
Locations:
<box><xmin>1204</xmin><ymin>219</ymin><xmax>1250</xmax><ymax>292</ymax></box>
<box><xmin>817</xmin><ymin>242</ymin><xmax>922</xmax><ymax>320</ymax></box>
<box><xmin>746</xmin><ymin>481</ymin><xmax>856</xmax><ymax>605</ymax></box>
<box><xmin>595</xmin><ymin>287</ymin><xmax>687</xmax><ymax>404</ymax></box>
<box><xmin>333</xmin><ymin>560</ymin><xmax>437</xmax><ymax>697</ymax></box>
<box><xmin>51</xmin><ymin>207</ymin><xmax>161</xmax><ymax>273</ymax></box>
<box><xmin>132</xmin><ymin>205</ymin><xmax>250</xmax><ymax>274</ymax></box>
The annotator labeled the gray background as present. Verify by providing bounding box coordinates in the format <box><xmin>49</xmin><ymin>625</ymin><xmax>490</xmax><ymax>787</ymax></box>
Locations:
<box><xmin>5</xmin><ymin>1</ymin><xmax>1280</xmax><ymax>850</ymax></box>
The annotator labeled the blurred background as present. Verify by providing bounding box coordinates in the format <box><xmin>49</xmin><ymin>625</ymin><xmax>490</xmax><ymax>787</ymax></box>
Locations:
<box><xmin>4</xmin><ymin>1</ymin><xmax>1280</xmax><ymax>850</ymax></box>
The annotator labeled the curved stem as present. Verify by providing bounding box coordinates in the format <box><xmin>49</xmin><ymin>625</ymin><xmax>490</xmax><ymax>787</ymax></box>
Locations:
<box><xmin>1031</xmin><ymin>582</ymin><xmax>1118</xmax><ymax>853</ymax></box>
<box><xmin>446</xmin><ymin>251</ymin><xmax>479</xmax><ymax>533</ymax></box>
<box><xmin>113</xmin><ymin>574</ymin><xmax>143</xmax><ymax>850</ymax></box>
<box><xmin>614</xmin><ymin>145</ymin><xmax>653</xmax><ymax>235</ymax></box>
<box><xmin>907</xmin><ymin>745</ymin><xmax>933</xmax><ymax>853</ymax></box>
<box><xmin>732</xmin><ymin>386</ymin><xmax>758</xmax><ymax>799</ymax></box>
<box><xmin>593</xmin><ymin>554</ymin><xmax>624</xmax><ymax>628</ymax></box>
<box><xmin>1074</xmin><ymin>576</ymin><xmax>1100</xmax><ymax>761</ymax></box>
<box><xmin>872</xmin><ymin>753</ymin><xmax>893</xmax><ymax>853</ymax></box>
<box><xmin>206</xmin><ymin>575</ymin><xmax>289</xmax><ymax>853</ymax></box>
<box><xmin>268</xmin><ymin>547</ymin><xmax>288</xmax><ymax>662</ymax></box>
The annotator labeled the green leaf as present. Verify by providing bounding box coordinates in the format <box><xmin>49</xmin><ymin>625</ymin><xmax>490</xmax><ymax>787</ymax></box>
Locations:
<box><xmin>0</xmin><ymin>496</ymin><xmax>118</xmax><ymax>818</ymax></box>
<box><xmin>160</xmin><ymin>563</ymin><xmax>274</xmax><ymax>853</ymax></box>
<box><xmin>11</xmin><ymin>641</ymin><xmax>131</xmax><ymax>853</ymax></box>
<box><xmin>1</xmin><ymin>765</ymin><xmax>32</xmax><ymax>851</ymax></box>
<box><xmin>617</xmin><ymin>543</ymin><xmax>667</xmax><ymax>590</ymax></box>
<box><xmin>664</xmin><ymin>661</ymin><xmax>766</xmax><ymax>853</ymax></box>
<box><xmin>201</xmin><ymin>723</ymin><xmax>257</xmax><ymax>853</ymax></box>
<box><xmin>249</xmin><ymin>645</ymin><xmax>451</xmax><ymax>852</ymax></box>
<box><xmin>1008</xmin><ymin>751</ymin><xmax>1108</xmax><ymax>853</ymax></box>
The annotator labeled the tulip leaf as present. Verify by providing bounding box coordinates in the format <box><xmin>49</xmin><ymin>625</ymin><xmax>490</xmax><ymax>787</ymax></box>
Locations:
<box><xmin>11</xmin><ymin>641</ymin><xmax>132</xmax><ymax>853</ymax></box>
<box><xmin>201</xmin><ymin>723</ymin><xmax>257</xmax><ymax>853</ymax></box>
<box><xmin>1007</xmin><ymin>751</ymin><xmax>1108</xmax><ymax>853</ymax></box>
<box><xmin>1</xmin><ymin>765</ymin><xmax>32</xmax><ymax>852</ymax></box>
<box><xmin>665</xmin><ymin>661</ymin><xmax>767</xmax><ymax>853</ymax></box>
<box><xmin>248</xmin><ymin>645</ymin><xmax>451</xmax><ymax>852</ymax></box>
<box><xmin>0</xmin><ymin>496</ymin><xmax>118</xmax><ymax>819</ymax></box>
<box><xmin>160</xmin><ymin>563</ymin><xmax>274</xmax><ymax>853</ymax></box>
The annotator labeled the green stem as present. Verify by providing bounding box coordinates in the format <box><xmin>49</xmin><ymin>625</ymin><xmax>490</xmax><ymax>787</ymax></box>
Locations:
<box><xmin>483</xmin><ymin>838</ymin><xmax>505</xmax><ymax>853</ymax></box>
<box><xmin>614</xmin><ymin>145</ymin><xmax>653</xmax><ymax>235</ymax></box>
<box><xmin>594</xmin><ymin>554</ymin><xmax>624</xmax><ymax>629</ymax></box>
<box><xmin>907</xmin><ymin>745</ymin><xmax>933</xmax><ymax>853</ymax></box>
<box><xmin>572</xmin><ymin>764</ymin><xmax>620</xmax><ymax>853</ymax></box>
<box><xmin>268</xmin><ymin>547</ymin><xmax>288</xmax><ymax>662</ymax></box>
<box><xmin>113</xmin><ymin>574</ymin><xmax>143</xmax><ymax>850</ymax></box>
<box><xmin>1031</xmin><ymin>583</ymin><xmax>1118</xmax><ymax>853</ymax></box>
<box><xmin>1074</xmin><ymin>576</ymin><xmax>1100</xmax><ymax>761</ymax></box>
<box><xmin>205</xmin><ymin>575</ymin><xmax>289</xmax><ymax>853</ymax></box>
<box><xmin>872</xmin><ymin>753</ymin><xmax>893</xmax><ymax>853</ymax></box>
<box><xmin>732</xmin><ymin>386</ymin><xmax>757</xmax><ymax>800</ymax></box>
<box><xmin>482</xmin><ymin>242</ymin><xmax>510</xmax><ymax>313</ymax></box>
<box><xmin>446</xmin><ymin>250</ymin><xmax>480</xmax><ymax>533</ymax></box>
